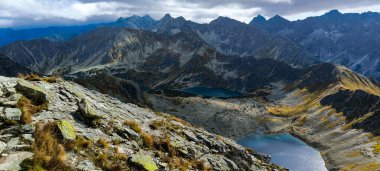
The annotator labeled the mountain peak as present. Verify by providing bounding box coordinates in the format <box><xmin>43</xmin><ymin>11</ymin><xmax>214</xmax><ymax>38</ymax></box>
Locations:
<box><xmin>267</xmin><ymin>15</ymin><xmax>290</xmax><ymax>25</ymax></box>
<box><xmin>269</xmin><ymin>15</ymin><xmax>288</xmax><ymax>21</ymax></box>
<box><xmin>161</xmin><ymin>13</ymin><xmax>173</xmax><ymax>21</ymax></box>
<box><xmin>249</xmin><ymin>14</ymin><xmax>267</xmax><ymax>25</ymax></box>
<box><xmin>210</xmin><ymin>16</ymin><xmax>241</xmax><ymax>25</ymax></box>
<box><xmin>324</xmin><ymin>9</ymin><xmax>342</xmax><ymax>16</ymax></box>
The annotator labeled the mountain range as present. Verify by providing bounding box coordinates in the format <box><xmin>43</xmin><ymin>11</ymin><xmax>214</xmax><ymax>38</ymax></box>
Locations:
<box><xmin>250</xmin><ymin>9</ymin><xmax>380</xmax><ymax>81</ymax></box>
<box><xmin>1</xmin><ymin>9</ymin><xmax>380</xmax><ymax>170</ymax></box>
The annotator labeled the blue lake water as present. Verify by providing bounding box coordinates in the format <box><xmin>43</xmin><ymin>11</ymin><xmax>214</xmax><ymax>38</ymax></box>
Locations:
<box><xmin>237</xmin><ymin>133</ymin><xmax>327</xmax><ymax>171</ymax></box>
<box><xmin>181</xmin><ymin>87</ymin><xmax>243</xmax><ymax>98</ymax></box>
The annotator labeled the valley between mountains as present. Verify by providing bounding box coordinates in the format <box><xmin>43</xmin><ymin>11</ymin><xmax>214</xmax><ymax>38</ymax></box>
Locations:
<box><xmin>1</xmin><ymin>10</ymin><xmax>380</xmax><ymax>171</ymax></box>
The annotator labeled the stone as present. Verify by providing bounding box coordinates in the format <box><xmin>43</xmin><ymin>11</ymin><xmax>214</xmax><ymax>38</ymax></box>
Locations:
<box><xmin>117</xmin><ymin>126</ymin><xmax>140</xmax><ymax>140</ymax></box>
<box><xmin>57</xmin><ymin>119</ymin><xmax>76</xmax><ymax>140</ymax></box>
<box><xmin>8</xmin><ymin>93</ymin><xmax>22</xmax><ymax>101</ymax></box>
<box><xmin>77</xmin><ymin>98</ymin><xmax>105</xmax><ymax>119</ymax></box>
<box><xmin>3</xmin><ymin>87</ymin><xmax>16</xmax><ymax>95</ymax></box>
<box><xmin>15</xmin><ymin>79</ymin><xmax>47</xmax><ymax>104</ymax></box>
<box><xmin>0</xmin><ymin>88</ymin><xmax>3</xmax><ymax>97</ymax></box>
<box><xmin>22</xmin><ymin>134</ymin><xmax>34</xmax><ymax>143</ymax></box>
<box><xmin>20</xmin><ymin>124</ymin><xmax>35</xmax><ymax>134</ymax></box>
<box><xmin>183</xmin><ymin>130</ymin><xmax>198</xmax><ymax>142</ymax></box>
<box><xmin>130</xmin><ymin>154</ymin><xmax>158</xmax><ymax>171</ymax></box>
<box><xmin>2</xmin><ymin>101</ymin><xmax>18</xmax><ymax>107</ymax></box>
<box><xmin>0</xmin><ymin>141</ymin><xmax>6</xmax><ymax>154</ymax></box>
<box><xmin>77</xmin><ymin>160</ymin><xmax>98</xmax><ymax>171</ymax></box>
<box><xmin>0</xmin><ymin>151</ymin><xmax>33</xmax><ymax>170</ymax></box>
<box><xmin>6</xmin><ymin>137</ymin><xmax>20</xmax><ymax>150</ymax></box>
<box><xmin>4</xmin><ymin>108</ymin><xmax>22</xmax><ymax>121</ymax></box>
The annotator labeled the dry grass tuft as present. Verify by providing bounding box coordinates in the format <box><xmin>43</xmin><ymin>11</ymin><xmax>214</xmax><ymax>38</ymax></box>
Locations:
<box><xmin>141</xmin><ymin>132</ymin><xmax>154</xmax><ymax>149</ymax></box>
<box><xmin>192</xmin><ymin>159</ymin><xmax>212</xmax><ymax>171</ymax></box>
<box><xmin>18</xmin><ymin>73</ymin><xmax>62</xmax><ymax>83</ymax></box>
<box><xmin>124</xmin><ymin>120</ymin><xmax>142</xmax><ymax>134</ymax></box>
<box><xmin>97</xmin><ymin>138</ymin><xmax>110</xmax><ymax>149</ymax></box>
<box><xmin>22</xmin><ymin>122</ymin><xmax>73</xmax><ymax>171</ymax></box>
<box><xmin>149</xmin><ymin>119</ymin><xmax>182</xmax><ymax>133</ymax></box>
<box><xmin>17</xmin><ymin>96</ymin><xmax>48</xmax><ymax>124</ymax></box>
<box><xmin>65</xmin><ymin>136</ymin><xmax>93</xmax><ymax>152</ymax></box>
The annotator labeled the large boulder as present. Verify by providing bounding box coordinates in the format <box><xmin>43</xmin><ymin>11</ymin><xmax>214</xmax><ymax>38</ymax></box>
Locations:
<box><xmin>15</xmin><ymin>79</ymin><xmax>47</xmax><ymax>104</ymax></box>
<box><xmin>77</xmin><ymin>98</ymin><xmax>105</xmax><ymax>119</ymax></box>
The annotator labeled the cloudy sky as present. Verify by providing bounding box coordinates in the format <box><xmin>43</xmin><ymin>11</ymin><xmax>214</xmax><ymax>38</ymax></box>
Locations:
<box><xmin>1</xmin><ymin>0</ymin><xmax>380</xmax><ymax>28</ymax></box>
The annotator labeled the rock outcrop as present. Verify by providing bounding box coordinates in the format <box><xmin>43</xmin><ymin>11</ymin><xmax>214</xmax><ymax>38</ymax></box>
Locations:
<box><xmin>0</xmin><ymin>76</ymin><xmax>284</xmax><ymax>171</ymax></box>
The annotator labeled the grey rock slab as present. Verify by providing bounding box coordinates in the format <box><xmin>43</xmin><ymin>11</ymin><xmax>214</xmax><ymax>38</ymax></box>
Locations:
<box><xmin>0</xmin><ymin>141</ymin><xmax>6</xmax><ymax>154</ymax></box>
<box><xmin>6</xmin><ymin>137</ymin><xmax>20</xmax><ymax>150</ymax></box>
<box><xmin>0</xmin><ymin>151</ymin><xmax>33</xmax><ymax>170</ymax></box>
<box><xmin>20</xmin><ymin>124</ymin><xmax>35</xmax><ymax>134</ymax></box>
<box><xmin>8</xmin><ymin>93</ymin><xmax>22</xmax><ymax>101</ymax></box>
<box><xmin>21</xmin><ymin>134</ymin><xmax>34</xmax><ymax>143</ymax></box>
<box><xmin>4</xmin><ymin>108</ymin><xmax>22</xmax><ymax>121</ymax></box>
<box><xmin>2</xmin><ymin>101</ymin><xmax>18</xmax><ymax>107</ymax></box>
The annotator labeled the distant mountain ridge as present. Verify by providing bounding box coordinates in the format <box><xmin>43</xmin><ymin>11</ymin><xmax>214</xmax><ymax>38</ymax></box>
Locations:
<box><xmin>250</xmin><ymin>9</ymin><xmax>380</xmax><ymax>81</ymax></box>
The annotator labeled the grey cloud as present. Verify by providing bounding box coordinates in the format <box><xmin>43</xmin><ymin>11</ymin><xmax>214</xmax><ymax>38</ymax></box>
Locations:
<box><xmin>2</xmin><ymin>0</ymin><xmax>380</xmax><ymax>28</ymax></box>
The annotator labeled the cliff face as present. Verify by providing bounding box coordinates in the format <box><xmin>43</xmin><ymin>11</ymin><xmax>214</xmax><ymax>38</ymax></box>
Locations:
<box><xmin>321</xmin><ymin>90</ymin><xmax>380</xmax><ymax>136</ymax></box>
<box><xmin>0</xmin><ymin>76</ymin><xmax>284</xmax><ymax>171</ymax></box>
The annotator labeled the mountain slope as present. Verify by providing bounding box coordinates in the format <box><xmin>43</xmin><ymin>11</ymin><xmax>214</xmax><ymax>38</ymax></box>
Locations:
<box><xmin>264</xmin><ymin>63</ymin><xmax>380</xmax><ymax>170</ymax></box>
<box><xmin>0</xmin><ymin>76</ymin><xmax>284</xmax><ymax>170</ymax></box>
<box><xmin>0</xmin><ymin>27</ymin><xmax>302</xmax><ymax>93</ymax></box>
<box><xmin>250</xmin><ymin>10</ymin><xmax>380</xmax><ymax>81</ymax></box>
<box><xmin>0</xmin><ymin>53</ymin><xmax>30</xmax><ymax>76</ymax></box>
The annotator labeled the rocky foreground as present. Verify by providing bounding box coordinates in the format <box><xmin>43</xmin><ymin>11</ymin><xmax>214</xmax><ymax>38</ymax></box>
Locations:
<box><xmin>0</xmin><ymin>76</ymin><xmax>284</xmax><ymax>171</ymax></box>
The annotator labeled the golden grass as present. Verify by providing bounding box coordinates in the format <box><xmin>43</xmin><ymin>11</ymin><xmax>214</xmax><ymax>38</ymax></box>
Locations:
<box><xmin>192</xmin><ymin>160</ymin><xmax>212</xmax><ymax>171</ymax></box>
<box><xmin>22</xmin><ymin>122</ymin><xmax>73</xmax><ymax>171</ymax></box>
<box><xmin>149</xmin><ymin>119</ymin><xmax>182</xmax><ymax>133</ymax></box>
<box><xmin>141</xmin><ymin>132</ymin><xmax>154</xmax><ymax>149</ymax></box>
<box><xmin>339</xmin><ymin>72</ymin><xmax>380</xmax><ymax>96</ymax></box>
<box><xmin>97</xmin><ymin>138</ymin><xmax>109</xmax><ymax>149</ymax></box>
<box><xmin>267</xmin><ymin>90</ymin><xmax>322</xmax><ymax>117</ymax></box>
<box><xmin>345</xmin><ymin>150</ymin><xmax>363</xmax><ymax>158</ymax></box>
<box><xmin>373</xmin><ymin>143</ymin><xmax>380</xmax><ymax>154</ymax></box>
<box><xmin>18</xmin><ymin>73</ymin><xmax>62</xmax><ymax>83</ymax></box>
<box><xmin>340</xmin><ymin>162</ymin><xmax>380</xmax><ymax>171</ymax></box>
<box><xmin>65</xmin><ymin>136</ymin><xmax>93</xmax><ymax>152</ymax></box>
<box><xmin>124</xmin><ymin>120</ymin><xmax>142</xmax><ymax>134</ymax></box>
<box><xmin>16</xmin><ymin>96</ymin><xmax>48</xmax><ymax>124</ymax></box>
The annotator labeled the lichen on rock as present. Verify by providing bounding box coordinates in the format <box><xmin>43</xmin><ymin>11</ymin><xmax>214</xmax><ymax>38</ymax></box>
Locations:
<box><xmin>57</xmin><ymin>119</ymin><xmax>76</xmax><ymax>140</ymax></box>
<box><xmin>130</xmin><ymin>154</ymin><xmax>158</xmax><ymax>171</ymax></box>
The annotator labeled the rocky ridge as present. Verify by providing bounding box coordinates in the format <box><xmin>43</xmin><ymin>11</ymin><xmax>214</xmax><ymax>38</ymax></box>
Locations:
<box><xmin>0</xmin><ymin>76</ymin><xmax>284</xmax><ymax>171</ymax></box>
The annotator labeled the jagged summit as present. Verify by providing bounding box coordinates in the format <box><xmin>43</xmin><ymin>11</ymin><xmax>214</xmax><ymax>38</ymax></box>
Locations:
<box><xmin>249</xmin><ymin>14</ymin><xmax>267</xmax><ymax>25</ymax></box>
<box><xmin>160</xmin><ymin>13</ymin><xmax>173</xmax><ymax>21</ymax></box>
<box><xmin>268</xmin><ymin>15</ymin><xmax>290</xmax><ymax>24</ymax></box>
<box><xmin>323</xmin><ymin>9</ymin><xmax>342</xmax><ymax>16</ymax></box>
